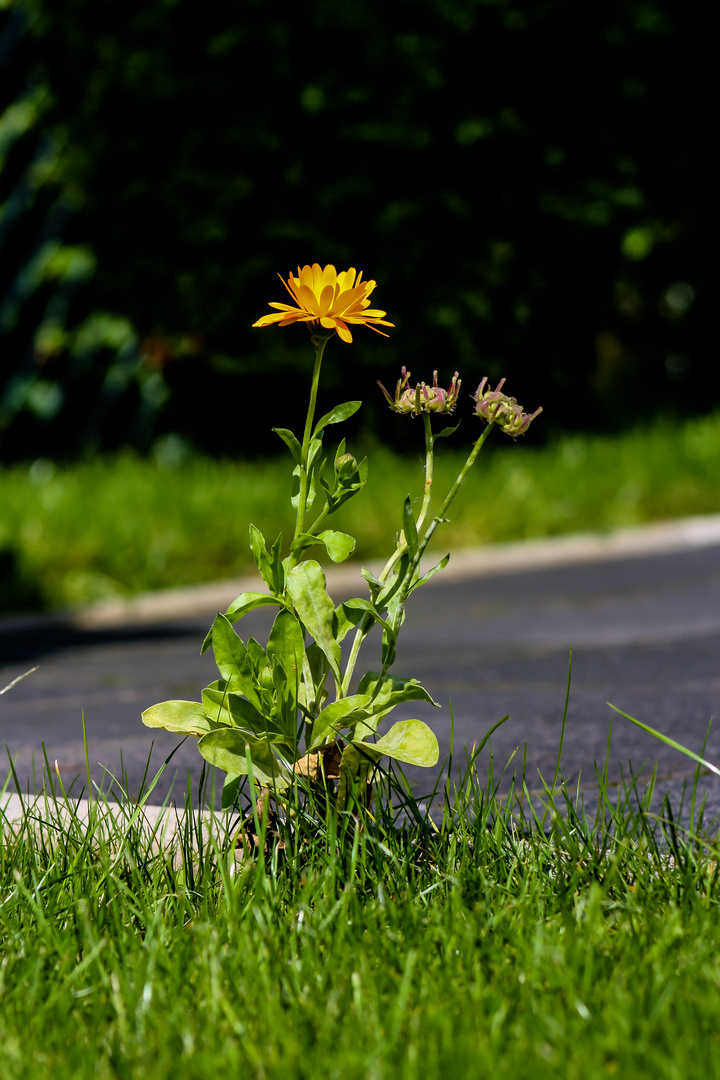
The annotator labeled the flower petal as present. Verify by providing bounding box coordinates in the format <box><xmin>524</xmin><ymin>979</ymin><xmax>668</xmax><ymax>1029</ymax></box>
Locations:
<box><xmin>318</xmin><ymin>284</ymin><xmax>335</xmax><ymax>317</ymax></box>
<box><xmin>296</xmin><ymin>283</ymin><xmax>322</xmax><ymax>315</ymax></box>
<box><xmin>252</xmin><ymin>312</ymin><xmax>288</xmax><ymax>327</ymax></box>
<box><xmin>334</xmin><ymin>318</ymin><xmax>353</xmax><ymax>343</ymax></box>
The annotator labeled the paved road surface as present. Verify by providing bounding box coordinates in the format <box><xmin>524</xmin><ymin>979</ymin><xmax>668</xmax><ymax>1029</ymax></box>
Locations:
<box><xmin>2</xmin><ymin>538</ymin><xmax>719</xmax><ymax>825</ymax></box>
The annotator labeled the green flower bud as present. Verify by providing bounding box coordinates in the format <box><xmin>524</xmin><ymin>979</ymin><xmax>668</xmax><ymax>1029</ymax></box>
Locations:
<box><xmin>472</xmin><ymin>377</ymin><xmax>542</xmax><ymax>438</ymax></box>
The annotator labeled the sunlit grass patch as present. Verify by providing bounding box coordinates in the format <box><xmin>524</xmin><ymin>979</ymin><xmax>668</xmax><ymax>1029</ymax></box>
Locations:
<box><xmin>1</xmin><ymin>410</ymin><xmax>719</xmax><ymax>613</ymax></box>
<box><xmin>1</xmin><ymin>742</ymin><xmax>720</xmax><ymax>1080</ymax></box>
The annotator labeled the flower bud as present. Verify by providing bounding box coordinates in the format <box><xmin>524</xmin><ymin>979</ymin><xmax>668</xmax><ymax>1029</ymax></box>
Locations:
<box><xmin>378</xmin><ymin>368</ymin><xmax>461</xmax><ymax>416</ymax></box>
<box><xmin>335</xmin><ymin>451</ymin><xmax>359</xmax><ymax>482</ymax></box>
<box><xmin>472</xmin><ymin>377</ymin><xmax>542</xmax><ymax>438</ymax></box>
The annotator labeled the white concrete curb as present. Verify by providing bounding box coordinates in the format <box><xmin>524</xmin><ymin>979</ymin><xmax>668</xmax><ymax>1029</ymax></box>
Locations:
<box><xmin>2</xmin><ymin>513</ymin><xmax>719</xmax><ymax>635</ymax></box>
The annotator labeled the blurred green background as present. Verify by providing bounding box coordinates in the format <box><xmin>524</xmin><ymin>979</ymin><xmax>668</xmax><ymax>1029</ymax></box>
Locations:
<box><xmin>0</xmin><ymin>0</ymin><xmax>711</xmax><ymax>460</ymax></box>
<box><xmin>0</xmin><ymin>0</ymin><xmax>715</xmax><ymax>614</ymax></box>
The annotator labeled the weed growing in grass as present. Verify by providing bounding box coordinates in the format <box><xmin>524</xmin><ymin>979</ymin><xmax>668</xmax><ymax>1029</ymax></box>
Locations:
<box><xmin>2</xmin><ymin>731</ymin><xmax>720</xmax><ymax>1080</ymax></box>
<box><xmin>143</xmin><ymin>264</ymin><xmax>540</xmax><ymax>817</ymax></box>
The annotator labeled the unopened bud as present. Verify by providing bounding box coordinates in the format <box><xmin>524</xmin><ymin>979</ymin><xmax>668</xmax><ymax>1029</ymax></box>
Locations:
<box><xmin>472</xmin><ymin>377</ymin><xmax>542</xmax><ymax>438</ymax></box>
<box><xmin>335</xmin><ymin>452</ymin><xmax>359</xmax><ymax>482</ymax></box>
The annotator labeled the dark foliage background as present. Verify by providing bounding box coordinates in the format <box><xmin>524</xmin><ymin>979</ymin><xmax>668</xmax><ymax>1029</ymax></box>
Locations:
<box><xmin>0</xmin><ymin>0</ymin><xmax>712</xmax><ymax>460</ymax></box>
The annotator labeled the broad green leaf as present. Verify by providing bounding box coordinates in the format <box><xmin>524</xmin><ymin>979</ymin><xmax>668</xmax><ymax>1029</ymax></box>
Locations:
<box><xmin>317</xmin><ymin>530</ymin><xmax>355</xmax><ymax>563</ymax></box>
<box><xmin>210</xmin><ymin>613</ymin><xmax>262</xmax><ymax>709</ymax></box>
<box><xmin>141</xmin><ymin>699</ymin><xmax>215</xmax><ymax>737</ymax></box>
<box><xmin>198</xmin><ymin>728</ymin><xmax>290</xmax><ymax>788</ymax></box>
<box><xmin>310</xmin><ymin>693</ymin><xmax>372</xmax><ymax>750</ymax></box>
<box><xmin>358</xmin><ymin>719</ymin><xmax>439</xmax><ymax>767</ymax></box>
<box><xmin>267</xmin><ymin>608</ymin><xmax>306</xmax><ymax>680</ymax></box>
<box><xmin>226</xmin><ymin>592</ymin><xmax>283</xmax><ymax>618</ymax></box>
<box><xmin>357</xmin><ymin>671</ymin><xmax>439</xmax><ymax>713</ymax></box>
<box><xmin>201</xmin><ymin>593</ymin><xmax>283</xmax><ymax>653</ymax></box>
<box><xmin>402</xmin><ymin>496</ymin><xmax>418</xmax><ymax>559</ymax></box>
<box><xmin>313</xmin><ymin>400</ymin><xmax>362</xmax><ymax>437</ymax></box>
<box><xmin>267</xmin><ymin>608</ymin><xmax>306</xmax><ymax>738</ymax></box>
<box><xmin>272</xmin><ymin>426</ymin><xmax>302</xmax><ymax>463</ymax></box>
<box><xmin>211</xmin><ymin>613</ymin><xmax>248</xmax><ymax>682</ymax></box>
<box><xmin>202</xmin><ymin>683</ymin><xmax>265</xmax><ymax>735</ymax></box>
<box><xmin>286</xmin><ymin>561</ymin><xmax>341</xmax><ymax>681</ymax></box>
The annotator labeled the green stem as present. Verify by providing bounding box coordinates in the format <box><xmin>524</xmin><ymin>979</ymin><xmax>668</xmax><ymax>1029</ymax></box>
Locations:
<box><xmin>414</xmin><ymin>421</ymin><xmax>494</xmax><ymax>567</ymax></box>
<box><xmin>292</xmin><ymin>334</ymin><xmax>330</xmax><ymax>556</ymax></box>
<box><xmin>415</xmin><ymin>411</ymin><xmax>434</xmax><ymax>534</ymax></box>
<box><xmin>375</xmin><ymin>421</ymin><xmax>496</xmax><ymax>683</ymax></box>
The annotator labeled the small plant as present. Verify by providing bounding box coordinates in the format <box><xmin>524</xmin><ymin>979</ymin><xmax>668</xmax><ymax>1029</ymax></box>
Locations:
<box><xmin>142</xmin><ymin>264</ymin><xmax>541</xmax><ymax>811</ymax></box>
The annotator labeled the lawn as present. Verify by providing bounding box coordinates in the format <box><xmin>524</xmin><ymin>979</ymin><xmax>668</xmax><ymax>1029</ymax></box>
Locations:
<box><xmin>1</xmin><ymin>410</ymin><xmax>720</xmax><ymax>614</ymax></box>
<box><xmin>2</xmin><ymin>753</ymin><xmax>719</xmax><ymax>1080</ymax></box>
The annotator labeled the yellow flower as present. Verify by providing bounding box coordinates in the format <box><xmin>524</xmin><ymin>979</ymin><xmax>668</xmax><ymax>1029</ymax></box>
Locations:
<box><xmin>252</xmin><ymin>263</ymin><xmax>394</xmax><ymax>344</ymax></box>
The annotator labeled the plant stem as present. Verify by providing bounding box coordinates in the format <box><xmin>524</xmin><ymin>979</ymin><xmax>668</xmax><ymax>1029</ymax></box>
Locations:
<box><xmin>415</xmin><ymin>411</ymin><xmax>435</xmax><ymax>534</ymax></box>
<box><xmin>292</xmin><ymin>334</ymin><xmax>330</xmax><ymax>553</ymax></box>
<box><xmin>341</xmin><ymin>420</ymin><xmax>495</xmax><ymax>694</ymax></box>
<box><xmin>413</xmin><ymin>421</ymin><xmax>495</xmax><ymax>567</ymax></box>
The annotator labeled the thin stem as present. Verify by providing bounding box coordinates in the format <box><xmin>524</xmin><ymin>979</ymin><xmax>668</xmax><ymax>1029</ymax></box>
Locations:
<box><xmin>376</xmin><ymin>422</ymin><xmax>496</xmax><ymax>683</ymax></box>
<box><xmin>292</xmin><ymin>334</ymin><xmax>330</xmax><ymax>552</ymax></box>
<box><xmin>414</xmin><ymin>421</ymin><xmax>495</xmax><ymax>567</ymax></box>
<box><xmin>415</xmin><ymin>411</ymin><xmax>434</xmax><ymax>534</ymax></box>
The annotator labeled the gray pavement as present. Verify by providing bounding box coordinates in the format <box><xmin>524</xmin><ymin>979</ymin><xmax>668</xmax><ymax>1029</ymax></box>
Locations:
<box><xmin>2</xmin><ymin>520</ymin><xmax>720</xmax><ymax>827</ymax></box>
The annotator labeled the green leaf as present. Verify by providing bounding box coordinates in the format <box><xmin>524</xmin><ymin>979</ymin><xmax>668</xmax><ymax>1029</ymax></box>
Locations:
<box><xmin>313</xmin><ymin>400</ymin><xmax>362</xmax><ymax>437</ymax></box>
<box><xmin>267</xmin><ymin>608</ymin><xmax>306</xmax><ymax>681</ymax></box>
<box><xmin>402</xmin><ymin>496</ymin><xmax>419</xmax><ymax>559</ymax></box>
<box><xmin>357</xmin><ymin>671</ymin><xmax>439</xmax><ymax>714</ymax></box>
<box><xmin>221</xmin><ymin>773</ymin><xmax>241</xmax><ymax>809</ymax></box>
<box><xmin>286</xmin><ymin>561</ymin><xmax>342</xmax><ymax>682</ymax></box>
<box><xmin>267</xmin><ymin>608</ymin><xmax>306</xmax><ymax>738</ymax></box>
<box><xmin>310</xmin><ymin>693</ymin><xmax>372</xmax><ymax>750</ymax></box>
<box><xmin>434</xmin><ymin>422</ymin><xmax>461</xmax><ymax>440</ymax></box>
<box><xmin>269</xmin><ymin>532</ymin><xmax>284</xmax><ymax>594</ymax></box>
<box><xmin>202</xmin><ymin>683</ymin><xmax>264</xmax><ymax>735</ymax></box>
<box><xmin>210</xmin><ymin>614</ymin><xmax>264</xmax><ymax>710</ymax></box>
<box><xmin>249</xmin><ymin>524</ymin><xmax>276</xmax><ymax>592</ymax></box>
<box><xmin>246</xmin><ymin>636</ymin><xmax>268</xmax><ymax>672</ymax></box>
<box><xmin>202</xmin><ymin>592</ymin><xmax>283</xmax><ymax>653</ymax></box>
<box><xmin>375</xmin><ymin>553</ymin><xmax>411</xmax><ymax>608</ymax></box>
<box><xmin>358</xmin><ymin>719</ymin><xmax>439</xmax><ymax>767</ymax></box>
<box><xmin>141</xmin><ymin>700</ymin><xmax>215</xmax><ymax>737</ymax></box>
<box><xmin>333</xmin><ymin>601</ymin><xmax>366</xmax><ymax>644</ymax></box>
<box><xmin>317</xmin><ymin>530</ymin><xmax>356</xmax><ymax>563</ymax></box>
<box><xmin>198</xmin><ymin>728</ymin><xmax>290</xmax><ymax>788</ymax></box>
<box><xmin>409</xmin><ymin>554</ymin><xmax>449</xmax><ymax>593</ymax></box>
<box><xmin>338</xmin><ymin>598</ymin><xmax>392</xmax><ymax>637</ymax></box>
<box><xmin>272</xmin><ymin>427</ymin><xmax>302</xmax><ymax>464</ymax></box>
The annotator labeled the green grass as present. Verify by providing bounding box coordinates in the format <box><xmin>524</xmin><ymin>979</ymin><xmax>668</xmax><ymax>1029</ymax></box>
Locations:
<box><xmin>2</xmin><ymin>410</ymin><xmax>720</xmax><ymax>613</ymax></box>
<box><xmin>2</xmin><ymin>746</ymin><xmax>720</xmax><ymax>1079</ymax></box>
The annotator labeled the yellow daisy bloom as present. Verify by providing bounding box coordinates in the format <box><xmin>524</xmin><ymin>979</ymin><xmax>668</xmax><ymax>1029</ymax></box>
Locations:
<box><xmin>252</xmin><ymin>263</ymin><xmax>394</xmax><ymax>344</ymax></box>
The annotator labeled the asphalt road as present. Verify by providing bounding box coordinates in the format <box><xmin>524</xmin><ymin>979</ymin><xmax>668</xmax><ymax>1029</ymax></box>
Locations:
<box><xmin>2</xmin><ymin>538</ymin><xmax>719</xmax><ymax>826</ymax></box>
